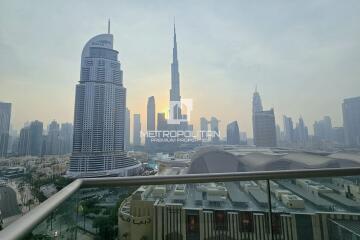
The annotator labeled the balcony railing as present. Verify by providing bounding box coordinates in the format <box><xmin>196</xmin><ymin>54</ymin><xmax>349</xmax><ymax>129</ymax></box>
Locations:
<box><xmin>0</xmin><ymin>167</ymin><xmax>360</xmax><ymax>240</ymax></box>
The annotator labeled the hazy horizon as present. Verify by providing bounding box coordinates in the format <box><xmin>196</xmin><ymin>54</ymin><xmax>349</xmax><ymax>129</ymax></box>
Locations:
<box><xmin>1</xmin><ymin>0</ymin><xmax>360</xmax><ymax>138</ymax></box>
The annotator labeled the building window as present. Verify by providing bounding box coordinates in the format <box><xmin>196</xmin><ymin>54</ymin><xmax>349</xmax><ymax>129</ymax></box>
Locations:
<box><xmin>239</xmin><ymin>212</ymin><xmax>253</xmax><ymax>233</ymax></box>
<box><xmin>214</xmin><ymin>211</ymin><xmax>227</xmax><ymax>231</ymax></box>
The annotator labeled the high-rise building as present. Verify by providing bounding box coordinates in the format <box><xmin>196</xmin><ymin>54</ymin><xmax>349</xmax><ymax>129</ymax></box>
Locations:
<box><xmin>313</xmin><ymin>116</ymin><xmax>332</xmax><ymax>141</ymax></box>
<box><xmin>146</xmin><ymin>96</ymin><xmax>156</xmax><ymax>147</ymax></box>
<box><xmin>332</xmin><ymin>127</ymin><xmax>345</xmax><ymax>145</ymax></box>
<box><xmin>30</xmin><ymin>120</ymin><xmax>43</xmax><ymax>156</ymax></box>
<box><xmin>342</xmin><ymin>97</ymin><xmax>360</xmax><ymax>146</ymax></box>
<box><xmin>0</xmin><ymin>102</ymin><xmax>11</xmax><ymax>157</ymax></box>
<box><xmin>169</xmin><ymin>23</ymin><xmax>182</xmax><ymax>122</ymax></box>
<box><xmin>18</xmin><ymin>120</ymin><xmax>43</xmax><ymax>156</ymax></box>
<box><xmin>157</xmin><ymin>113</ymin><xmax>167</xmax><ymax>131</ymax></box>
<box><xmin>276</xmin><ymin>124</ymin><xmax>281</xmax><ymax>144</ymax></box>
<box><xmin>125</xmin><ymin>108</ymin><xmax>131</xmax><ymax>150</ymax></box>
<box><xmin>283</xmin><ymin>115</ymin><xmax>294</xmax><ymax>143</ymax></box>
<box><xmin>252</xmin><ymin>89</ymin><xmax>276</xmax><ymax>147</ymax></box>
<box><xmin>59</xmin><ymin>123</ymin><xmax>73</xmax><ymax>154</ymax></box>
<box><xmin>7</xmin><ymin>126</ymin><xmax>19</xmax><ymax>155</ymax></box>
<box><xmin>239</xmin><ymin>132</ymin><xmax>248</xmax><ymax>144</ymax></box>
<box><xmin>10</xmin><ymin>136</ymin><xmax>19</xmax><ymax>155</ymax></box>
<box><xmin>68</xmin><ymin>25</ymin><xmax>141</xmax><ymax>178</ymax></box>
<box><xmin>226</xmin><ymin>121</ymin><xmax>240</xmax><ymax>145</ymax></box>
<box><xmin>252</xmin><ymin>87</ymin><xmax>264</xmax><ymax>142</ymax></box>
<box><xmin>252</xmin><ymin>87</ymin><xmax>263</xmax><ymax>115</ymax></box>
<box><xmin>46</xmin><ymin>120</ymin><xmax>60</xmax><ymax>155</ymax></box>
<box><xmin>200</xmin><ymin>117</ymin><xmax>209</xmax><ymax>141</ymax></box>
<box><xmin>133</xmin><ymin>114</ymin><xmax>141</xmax><ymax>146</ymax></box>
<box><xmin>200</xmin><ymin>117</ymin><xmax>208</xmax><ymax>132</ymax></box>
<box><xmin>210</xmin><ymin>117</ymin><xmax>220</xmax><ymax>143</ymax></box>
<box><xmin>253</xmin><ymin>109</ymin><xmax>277</xmax><ymax>147</ymax></box>
<box><xmin>18</xmin><ymin>126</ymin><xmax>31</xmax><ymax>156</ymax></box>
<box><xmin>294</xmin><ymin>117</ymin><xmax>308</xmax><ymax>146</ymax></box>
<box><xmin>147</xmin><ymin>96</ymin><xmax>156</xmax><ymax>131</ymax></box>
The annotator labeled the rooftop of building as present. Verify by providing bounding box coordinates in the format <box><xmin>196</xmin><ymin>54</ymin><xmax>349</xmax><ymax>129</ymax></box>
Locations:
<box><xmin>119</xmin><ymin>146</ymin><xmax>360</xmax><ymax>218</ymax></box>
<box><xmin>188</xmin><ymin>146</ymin><xmax>360</xmax><ymax>173</ymax></box>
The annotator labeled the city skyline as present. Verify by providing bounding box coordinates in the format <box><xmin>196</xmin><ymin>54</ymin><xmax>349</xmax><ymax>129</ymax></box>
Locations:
<box><xmin>1</xmin><ymin>1</ymin><xmax>360</xmax><ymax>137</ymax></box>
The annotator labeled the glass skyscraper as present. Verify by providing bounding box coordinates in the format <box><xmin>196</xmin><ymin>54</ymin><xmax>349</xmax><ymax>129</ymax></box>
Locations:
<box><xmin>68</xmin><ymin>27</ymin><xmax>141</xmax><ymax>178</ymax></box>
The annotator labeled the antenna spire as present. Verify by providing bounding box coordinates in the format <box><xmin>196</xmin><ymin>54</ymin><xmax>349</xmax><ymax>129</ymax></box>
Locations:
<box><xmin>174</xmin><ymin>17</ymin><xmax>176</xmax><ymax>34</ymax></box>
<box><xmin>107</xmin><ymin>19</ymin><xmax>110</xmax><ymax>34</ymax></box>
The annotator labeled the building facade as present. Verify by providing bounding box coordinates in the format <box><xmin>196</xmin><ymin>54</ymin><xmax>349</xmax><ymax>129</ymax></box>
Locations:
<box><xmin>147</xmin><ymin>96</ymin><xmax>156</xmax><ymax>132</ymax></box>
<box><xmin>18</xmin><ymin>126</ymin><xmax>31</xmax><ymax>156</ymax></box>
<box><xmin>283</xmin><ymin>115</ymin><xmax>294</xmax><ymax>144</ymax></box>
<box><xmin>0</xmin><ymin>102</ymin><xmax>11</xmax><ymax>157</ymax></box>
<box><xmin>342</xmin><ymin>97</ymin><xmax>360</xmax><ymax>146</ymax></box>
<box><xmin>59</xmin><ymin>123</ymin><xmax>73</xmax><ymax>154</ymax></box>
<box><xmin>253</xmin><ymin>109</ymin><xmax>277</xmax><ymax>147</ymax></box>
<box><xmin>210</xmin><ymin>117</ymin><xmax>220</xmax><ymax>143</ymax></box>
<box><xmin>30</xmin><ymin>120</ymin><xmax>43</xmax><ymax>156</ymax></box>
<box><xmin>46</xmin><ymin>120</ymin><xmax>60</xmax><ymax>155</ymax></box>
<box><xmin>133</xmin><ymin>114</ymin><xmax>142</xmax><ymax>146</ymax></box>
<box><xmin>125</xmin><ymin>108</ymin><xmax>131</xmax><ymax>150</ymax></box>
<box><xmin>252</xmin><ymin>88</ymin><xmax>276</xmax><ymax>148</ymax></box>
<box><xmin>68</xmin><ymin>29</ymin><xmax>141</xmax><ymax>178</ymax></box>
<box><xmin>313</xmin><ymin>116</ymin><xmax>333</xmax><ymax>141</ymax></box>
<box><xmin>227</xmin><ymin>121</ymin><xmax>240</xmax><ymax>145</ymax></box>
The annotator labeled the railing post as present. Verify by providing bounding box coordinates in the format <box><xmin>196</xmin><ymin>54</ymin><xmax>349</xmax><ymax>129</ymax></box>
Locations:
<box><xmin>266</xmin><ymin>179</ymin><xmax>273</xmax><ymax>240</ymax></box>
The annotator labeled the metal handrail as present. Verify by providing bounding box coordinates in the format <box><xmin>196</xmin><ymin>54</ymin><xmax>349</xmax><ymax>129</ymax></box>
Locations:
<box><xmin>1</xmin><ymin>167</ymin><xmax>360</xmax><ymax>240</ymax></box>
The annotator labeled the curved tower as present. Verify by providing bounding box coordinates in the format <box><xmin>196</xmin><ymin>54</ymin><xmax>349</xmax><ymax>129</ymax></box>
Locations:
<box><xmin>68</xmin><ymin>28</ymin><xmax>141</xmax><ymax>178</ymax></box>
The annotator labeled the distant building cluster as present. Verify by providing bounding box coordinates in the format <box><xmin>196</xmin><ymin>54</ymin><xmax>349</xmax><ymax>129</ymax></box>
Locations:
<box><xmin>0</xmin><ymin>117</ymin><xmax>73</xmax><ymax>157</ymax></box>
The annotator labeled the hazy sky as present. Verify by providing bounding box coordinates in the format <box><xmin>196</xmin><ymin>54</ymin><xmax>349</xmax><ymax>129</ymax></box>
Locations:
<box><xmin>1</xmin><ymin>0</ymin><xmax>360</xmax><ymax>137</ymax></box>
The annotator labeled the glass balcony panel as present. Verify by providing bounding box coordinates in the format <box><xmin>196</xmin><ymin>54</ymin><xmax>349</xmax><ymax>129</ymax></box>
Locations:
<box><xmin>2</xmin><ymin>170</ymin><xmax>360</xmax><ymax>240</ymax></box>
<box><xmin>269</xmin><ymin>175</ymin><xmax>360</xmax><ymax>240</ymax></box>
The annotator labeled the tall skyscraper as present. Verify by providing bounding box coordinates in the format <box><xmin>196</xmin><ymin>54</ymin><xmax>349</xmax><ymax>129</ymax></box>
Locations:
<box><xmin>252</xmin><ymin>87</ymin><xmax>263</xmax><ymax>114</ymax></box>
<box><xmin>133</xmin><ymin>114</ymin><xmax>141</xmax><ymax>146</ymax></box>
<box><xmin>169</xmin><ymin>24</ymin><xmax>182</xmax><ymax>121</ymax></box>
<box><xmin>30</xmin><ymin>120</ymin><xmax>43</xmax><ymax>156</ymax></box>
<box><xmin>283</xmin><ymin>115</ymin><xmax>294</xmax><ymax>143</ymax></box>
<box><xmin>146</xmin><ymin>97</ymin><xmax>155</xmax><ymax>147</ymax></box>
<box><xmin>18</xmin><ymin>126</ymin><xmax>31</xmax><ymax>156</ymax></box>
<box><xmin>294</xmin><ymin>117</ymin><xmax>308</xmax><ymax>146</ymax></box>
<box><xmin>276</xmin><ymin>124</ymin><xmax>281</xmax><ymax>144</ymax></box>
<box><xmin>59</xmin><ymin>123</ymin><xmax>73</xmax><ymax>154</ymax></box>
<box><xmin>157</xmin><ymin>113</ymin><xmax>167</xmax><ymax>131</ymax></box>
<box><xmin>68</xmin><ymin>26</ymin><xmax>141</xmax><ymax>178</ymax></box>
<box><xmin>210</xmin><ymin>117</ymin><xmax>220</xmax><ymax>143</ymax></box>
<box><xmin>226</xmin><ymin>121</ymin><xmax>240</xmax><ymax>145</ymax></box>
<box><xmin>200</xmin><ymin>117</ymin><xmax>209</xmax><ymax>141</ymax></box>
<box><xmin>252</xmin><ymin>87</ymin><xmax>264</xmax><ymax>141</ymax></box>
<box><xmin>147</xmin><ymin>96</ymin><xmax>156</xmax><ymax>131</ymax></box>
<box><xmin>313</xmin><ymin>116</ymin><xmax>333</xmax><ymax>141</ymax></box>
<box><xmin>7</xmin><ymin>126</ymin><xmax>18</xmax><ymax>155</ymax></box>
<box><xmin>332</xmin><ymin>127</ymin><xmax>345</xmax><ymax>145</ymax></box>
<box><xmin>0</xmin><ymin>102</ymin><xmax>11</xmax><ymax>157</ymax></box>
<box><xmin>342</xmin><ymin>97</ymin><xmax>360</xmax><ymax>146</ymax></box>
<box><xmin>46</xmin><ymin>120</ymin><xmax>60</xmax><ymax>155</ymax></box>
<box><xmin>252</xmin><ymin>89</ymin><xmax>277</xmax><ymax>147</ymax></box>
<box><xmin>125</xmin><ymin>108</ymin><xmax>131</xmax><ymax>150</ymax></box>
<box><xmin>18</xmin><ymin>120</ymin><xmax>43</xmax><ymax>156</ymax></box>
<box><xmin>253</xmin><ymin>109</ymin><xmax>277</xmax><ymax>147</ymax></box>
